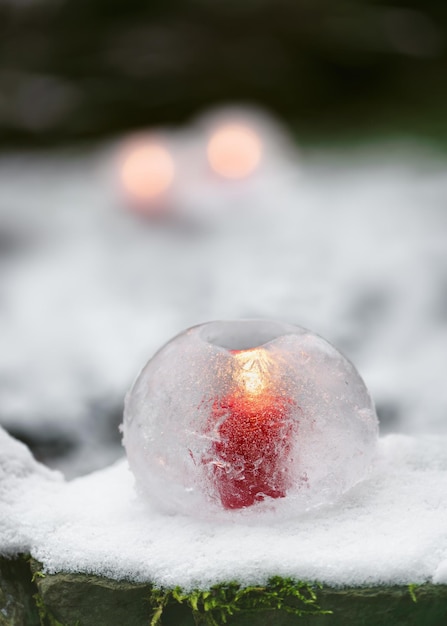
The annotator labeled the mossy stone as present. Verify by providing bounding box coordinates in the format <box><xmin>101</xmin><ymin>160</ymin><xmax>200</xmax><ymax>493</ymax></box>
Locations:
<box><xmin>0</xmin><ymin>556</ymin><xmax>40</xmax><ymax>626</ymax></box>
<box><xmin>34</xmin><ymin>570</ymin><xmax>447</xmax><ymax>626</ymax></box>
<box><xmin>2</xmin><ymin>556</ymin><xmax>447</xmax><ymax>626</ymax></box>
<box><xmin>33</xmin><ymin>569</ymin><xmax>153</xmax><ymax>626</ymax></box>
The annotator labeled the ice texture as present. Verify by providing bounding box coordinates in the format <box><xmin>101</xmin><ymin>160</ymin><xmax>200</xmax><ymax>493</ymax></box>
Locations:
<box><xmin>123</xmin><ymin>320</ymin><xmax>378</xmax><ymax>518</ymax></box>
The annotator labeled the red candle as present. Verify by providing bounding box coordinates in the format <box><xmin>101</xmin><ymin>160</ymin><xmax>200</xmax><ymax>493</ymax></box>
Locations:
<box><xmin>208</xmin><ymin>349</ymin><xmax>295</xmax><ymax>509</ymax></box>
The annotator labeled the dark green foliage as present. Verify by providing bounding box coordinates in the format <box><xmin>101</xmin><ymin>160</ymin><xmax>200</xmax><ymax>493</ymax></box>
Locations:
<box><xmin>1</xmin><ymin>0</ymin><xmax>447</xmax><ymax>146</ymax></box>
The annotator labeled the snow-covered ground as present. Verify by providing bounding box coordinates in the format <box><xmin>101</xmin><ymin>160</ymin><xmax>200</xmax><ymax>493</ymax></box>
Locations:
<box><xmin>1</xmin><ymin>426</ymin><xmax>447</xmax><ymax>588</ymax></box>
<box><xmin>0</xmin><ymin>134</ymin><xmax>446</xmax><ymax>476</ymax></box>
<box><xmin>0</xmin><ymin>124</ymin><xmax>446</xmax><ymax>585</ymax></box>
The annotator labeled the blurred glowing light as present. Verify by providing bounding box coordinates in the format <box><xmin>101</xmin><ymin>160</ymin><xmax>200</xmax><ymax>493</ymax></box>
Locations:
<box><xmin>207</xmin><ymin>124</ymin><xmax>262</xmax><ymax>179</ymax></box>
<box><xmin>120</xmin><ymin>141</ymin><xmax>175</xmax><ymax>202</ymax></box>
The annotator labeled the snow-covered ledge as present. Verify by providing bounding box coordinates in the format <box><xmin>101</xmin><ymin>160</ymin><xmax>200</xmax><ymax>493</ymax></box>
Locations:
<box><xmin>1</xmin><ymin>425</ymin><xmax>447</xmax><ymax>625</ymax></box>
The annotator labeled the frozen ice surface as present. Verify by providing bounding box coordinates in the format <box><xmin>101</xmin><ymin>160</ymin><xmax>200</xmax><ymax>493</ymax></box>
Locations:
<box><xmin>1</xmin><ymin>426</ymin><xmax>447</xmax><ymax>589</ymax></box>
<box><xmin>123</xmin><ymin>320</ymin><xmax>378</xmax><ymax>517</ymax></box>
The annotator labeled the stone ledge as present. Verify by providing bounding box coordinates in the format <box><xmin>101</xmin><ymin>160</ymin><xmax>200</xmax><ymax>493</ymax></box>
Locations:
<box><xmin>0</xmin><ymin>556</ymin><xmax>39</xmax><ymax>626</ymax></box>
<box><xmin>1</xmin><ymin>556</ymin><xmax>447</xmax><ymax>626</ymax></box>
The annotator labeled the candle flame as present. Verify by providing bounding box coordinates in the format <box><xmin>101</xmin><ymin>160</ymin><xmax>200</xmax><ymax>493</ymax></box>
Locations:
<box><xmin>231</xmin><ymin>348</ymin><xmax>275</xmax><ymax>396</ymax></box>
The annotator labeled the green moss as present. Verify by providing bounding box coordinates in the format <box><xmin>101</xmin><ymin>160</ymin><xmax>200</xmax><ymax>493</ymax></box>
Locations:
<box><xmin>149</xmin><ymin>577</ymin><xmax>331</xmax><ymax>626</ymax></box>
<box><xmin>31</xmin><ymin>571</ymin><xmax>46</xmax><ymax>584</ymax></box>
<box><xmin>408</xmin><ymin>584</ymin><xmax>419</xmax><ymax>604</ymax></box>
<box><xmin>33</xmin><ymin>593</ymin><xmax>71</xmax><ymax>626</ymax></box>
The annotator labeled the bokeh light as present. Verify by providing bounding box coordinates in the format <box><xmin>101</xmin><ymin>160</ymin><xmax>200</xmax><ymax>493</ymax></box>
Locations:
<box><xmin>207</xmin><ymin>123</ymin><xmax>263</xmax><ymax>180</ymax></box>
<box><xmin>118</xmin><ymin>139</ymin><xmax>175</xmax><ymax>206</ymax></box>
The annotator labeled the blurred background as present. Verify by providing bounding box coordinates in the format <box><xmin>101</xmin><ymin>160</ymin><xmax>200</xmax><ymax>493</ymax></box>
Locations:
<box><xmin>1</xmin><ymin>0</ymin><xmax>447</xmax><ymax>145</ymax></box>
<box><xmin>0</xmin><ymin>0</ymin><xmax>446</xmax><ymax>477</ymax></box>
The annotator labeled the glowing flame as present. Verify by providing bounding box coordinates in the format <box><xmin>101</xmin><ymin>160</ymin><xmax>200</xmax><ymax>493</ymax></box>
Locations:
<box><xmin>207</xmin><ymin>124</ymin><xmax>262</xmax><ymax>179</ymax></box>
<box><xmin>120</xmin><ymin>141</ymin><xmax>174</xmax><ymax>202</ymax></box>
<box><xmin>231</xmin><ymin>348</ymin><xmax>275</xmax><ymax>396</ymax></box>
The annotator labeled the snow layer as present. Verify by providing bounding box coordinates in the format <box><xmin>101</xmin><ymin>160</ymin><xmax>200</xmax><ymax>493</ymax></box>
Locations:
<box><xmin>1</xmin><ymin>425</ymin><xmax>447</xmax><ymax>589</ymax></box>
<box><xmin>0</xmin><ymin>427</ymin><xmax>62</xmax><ymax>555</ymax></box>
<box><xmin>0</xmin><ymin>141</ymin><xmax>446</xmax><ymax>474</ymax></box>
<box><xmin>0</xmin><ymin>139</ymin><xmax>447</xmax><ymax>479</ymax></box>
<box><xmin>0</xmin><ymin>134</ymin><xmax>446</xmax><ymax>586</ymax></box>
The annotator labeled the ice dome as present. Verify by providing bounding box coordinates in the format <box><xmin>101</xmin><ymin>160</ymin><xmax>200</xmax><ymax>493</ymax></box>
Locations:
<box><xmin>122</xmin><ymin>320</ymin><xmax>378</xmax><ymax>519</ymax></box>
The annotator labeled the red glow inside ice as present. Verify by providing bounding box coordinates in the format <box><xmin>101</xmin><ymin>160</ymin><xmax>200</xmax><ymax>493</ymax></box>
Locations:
<box><xmin>210</xmin><ymin>382</ymin><xmax>294</xmax><ymax>509</ymax></box>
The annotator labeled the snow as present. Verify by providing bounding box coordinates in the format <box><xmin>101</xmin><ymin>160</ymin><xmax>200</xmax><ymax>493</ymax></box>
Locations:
<box><xmin>0</xmin><ymin>123</ymin><xmax>446</xmax><ymax>586</ymax></box>
<box><xmin>0</xmin><ymin>141</ymin><xmax>446</xmax><ymax>471</ymax></box>
<box><xmin>0</xmin><ymin>427</ymin><xmax>62</xmax><ymax>556</ymax></box>
<box><xmin>1</xmin><ymin>424</ymin><xmax>447</xmax><ymax>588</ymax></box>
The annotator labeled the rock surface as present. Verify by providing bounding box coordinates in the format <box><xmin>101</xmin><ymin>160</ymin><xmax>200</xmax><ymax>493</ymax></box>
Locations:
<box><xmin>1</xmin><ymin>556</ymin><xmax>447</xmax><ymax>626</ymax></box>
<box><xmin>0</xmin><ymin>557</ymin><xmax>39</xmax><ymax>626</ymax></box>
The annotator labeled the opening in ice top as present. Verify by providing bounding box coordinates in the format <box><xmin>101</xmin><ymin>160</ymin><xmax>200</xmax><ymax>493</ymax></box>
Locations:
<box><xmin>200</xmin><ymin>320</ymin><xmax>295</xmax><ymax>351</ymax></box>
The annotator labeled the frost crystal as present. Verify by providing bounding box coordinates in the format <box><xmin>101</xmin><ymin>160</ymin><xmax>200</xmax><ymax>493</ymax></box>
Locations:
<box><xmin>122</xmin><ymin>320</ymin><xmax>378</xmax><ymax>518</ymax></box>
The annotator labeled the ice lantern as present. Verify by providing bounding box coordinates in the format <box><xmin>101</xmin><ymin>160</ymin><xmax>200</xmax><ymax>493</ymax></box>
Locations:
<box><xmin>122</xmin><ymin>320</ymin><xmax>379</xmax><ymax>518</ymax></box>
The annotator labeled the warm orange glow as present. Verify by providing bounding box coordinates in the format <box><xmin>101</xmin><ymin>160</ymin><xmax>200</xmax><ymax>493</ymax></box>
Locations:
<box><xmin>120</xmin><ymin>141</ymin><xmax>174</xmax><ymax>201</ymax></box>
<box><xmin>231</xmin><ymin>348</ymin><xmax>275</xmax><ymax>396</ymax></box>
<box><xmin>207</xmin><ymin>124</ymin><xmax>262</xmax><ymax>179</ymax></box>
<box><xmin>210</xmin><ymin>347</ymin><xmax>294</xmax><ymax>509</ymax></box>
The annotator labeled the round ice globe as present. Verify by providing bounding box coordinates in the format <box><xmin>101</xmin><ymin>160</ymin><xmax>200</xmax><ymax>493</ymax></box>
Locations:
<box><xmin>122</xmin><ymin>320</ymin><xmax>378</xmax><ymax>518</ymax></box>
